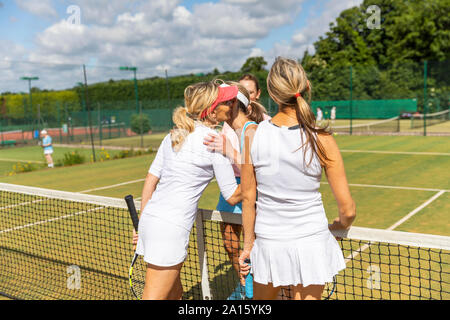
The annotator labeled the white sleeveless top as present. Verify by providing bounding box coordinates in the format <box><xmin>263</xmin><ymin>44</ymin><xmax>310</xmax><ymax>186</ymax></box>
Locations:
<box><xmin>250</xmin><ymin>120</ymin><xmax>329</xmax><ymax>240</ymax></box>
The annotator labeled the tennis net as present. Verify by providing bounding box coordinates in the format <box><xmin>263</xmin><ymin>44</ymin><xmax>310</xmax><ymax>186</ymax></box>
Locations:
<box><xmin>410</xmin><ymin>110</ymin><xmax>450</xmax><ymax>129</ymax></box>
<box><xmin>1</xmin><ymin>183</ymin><xmax>449</xmax><ymax>300</ymax></box>
<box><xmin>330</xmin><ymin>117</ymin><xmax>401</xmax><ymax>134</ymax></box>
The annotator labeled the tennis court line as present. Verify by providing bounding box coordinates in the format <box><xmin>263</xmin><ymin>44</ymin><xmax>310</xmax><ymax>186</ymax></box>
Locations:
<box><xmin>344</xmin><ymin>190</ymin><xmax>446</xmax><ymax>263</ymax></box>
<box><xmin>0</xmin><ymin>158</ymin><xmax>45</xmax><ymax>164</ymax></box>
<box><xmin>78</xmin><ymin>178</ymin><xmax>448</xmax><ymax>195</ymax></box>
<box><xmin>340</xmin><ymin>149</ymin><xmax>450</xmax><ymax>156</ymax></box>
<box><xmin>321</xmin><ymin>182</ymin><xmax>449</xmax><ymax>193</ymax></box>
<box><xmin>0</xmin><ymin>206</ymin><xmax>104</xmax><ymax>235</ymax></box>
<box><xmin>78</xmin><ymin>179</ymin><xmax>145</xmax><ymax>193</ymax></box>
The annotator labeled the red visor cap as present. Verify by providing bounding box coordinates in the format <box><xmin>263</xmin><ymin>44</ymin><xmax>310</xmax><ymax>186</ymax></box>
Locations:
<box><xmin>200</xmin><ymin>85</ymin><xmax>239</xmax><ymax>119</ymax></box>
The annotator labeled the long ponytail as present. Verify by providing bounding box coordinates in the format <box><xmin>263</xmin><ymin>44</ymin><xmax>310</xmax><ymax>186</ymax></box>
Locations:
<box><xmin>171</xmin><ymin>106</ymin><xmax>195</xmax><ymax>152</ymax></box>
<box><xmin>267</xmin><ymin>57</ymin><xmax>331</xmax><ymax>166</ymax></box>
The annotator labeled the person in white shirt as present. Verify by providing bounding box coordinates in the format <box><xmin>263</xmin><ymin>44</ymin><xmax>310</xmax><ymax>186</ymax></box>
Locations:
<box><xmin>133</xmin><ymin>81</ymin><xmax>242</xmax><ymax>300</ymax></box>
<box><xmin>239</xmin><ymin>57</ymin><xmax>356</xmax><ymax>300</ymax></box>
<box><xmin>330</xmin><ymin>107</ymin><xmax>336</xmax><ymax>125</ymax></box>
<box><xmin>317</xmin><ymin>107</ymin><xmax>323</xmax><ymax>121</ymax></box>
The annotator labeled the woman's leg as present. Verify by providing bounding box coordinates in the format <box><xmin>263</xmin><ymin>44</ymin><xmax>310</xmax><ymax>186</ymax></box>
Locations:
<box><xmin>142</xmin><ymin>262</ymin><xmax>183</xmax><ymax>300</ymax></box>
<box><xmin>45</xmin><ymin>154</ymin><xmax>53</xmax><ymax>167</ymax></box>
<box><xmin>290</xmin><ymin>284</ymin><xmax>325</xmax><ymax>300</ymax></box>
<box><xmin>220</xmin><ymin>223</ymin><xmax>242</xmax><ymax>276</ymax></box>
<box><xmin>167</xmin><ymin>273</ymin><xmax>183</xmax><ymax>300</ymax></box>
<box><xmin>253</xmin><ymin>282</ymin><xmax>280</xmax><ymax>300</ymax></box>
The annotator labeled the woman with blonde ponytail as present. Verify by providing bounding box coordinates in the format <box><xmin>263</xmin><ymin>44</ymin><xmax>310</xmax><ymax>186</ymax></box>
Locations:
<box><xmin>239</xmin><ymin>57</ymin><xmax>356</xmax><ymax>300</ymax></box>
<box><xmin>133</xmin><ymin>81</ymin><xmax>242</xmax><ymax>300</ymax></box>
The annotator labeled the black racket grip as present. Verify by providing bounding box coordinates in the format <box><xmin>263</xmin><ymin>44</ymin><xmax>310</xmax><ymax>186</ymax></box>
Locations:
<box><xmin>125</xmin><ymin>195</ymin><xmax>139</xmax><ymax>231</ymax></box>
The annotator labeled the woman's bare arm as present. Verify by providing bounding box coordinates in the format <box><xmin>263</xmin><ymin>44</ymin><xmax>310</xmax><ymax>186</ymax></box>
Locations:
<box><xmin>132</xmin><ymin>173</ymin><xmax>159</xmax><ymax>248</ymax></box>
<box><xmin>238</xmin><ymin>126</ymin><xmax>257</xmax><ymax>279</ymax></box>
<box><xmin>318</xmin><ymin>134</ymin><xmax>356</xmax><ymax>230</ymax></box>
<box><xmin>226</xmin><ymin>184</ymin><xmax>242</xmax><ymax>206</ymax></box>
<box><xmin>140</xmin><ymin>173</ymin><xmax>160</xmax><ymax>215</ymax></box>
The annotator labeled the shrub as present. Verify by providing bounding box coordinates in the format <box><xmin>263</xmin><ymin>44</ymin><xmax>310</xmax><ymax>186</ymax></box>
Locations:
<box><xmin>9</xmin><ymin>162</ymin><xmax>42</xmax><ymax>175</ymax></box>
<box><xmin>130</xmin><ymin>114</ymin><xmax>151</xmax><ymax>135</ymax></box>
<box><xmin>57</xmin><ymin>151</ymin><xmax>86</xmax><ymax>167</ymax></box>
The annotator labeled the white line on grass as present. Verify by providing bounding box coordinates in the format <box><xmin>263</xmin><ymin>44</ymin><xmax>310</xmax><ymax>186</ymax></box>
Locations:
<box><xmin>0</xmin><ymin>206</ymin><xmax>104</xmax><ymax>235</ymax></box>
<box><xmin>78</xmin><ymin>179</ymin><xmax>145</xmax><ymax>193</ymax></box>
<box><xmin>341</xmin><ymin>149</ymin><xmax>450</xmax><ymax>156</ymax></box>
<box><xmin>344</xmin><ymin>190</ymin><xmax>446</xmax><ymax>263</ymax></box>
<box><xmin>0</xmin><ymin>158</ymin><xmax>45</xmax><ymax>164</ymax></box>
<box><xmin>321</xmin><ymin>182</ymin><xmax>449</xmax><ymax>193</ymax></box>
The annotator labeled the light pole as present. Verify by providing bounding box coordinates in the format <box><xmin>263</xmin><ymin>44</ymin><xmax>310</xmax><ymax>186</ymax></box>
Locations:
<box><xmin>119</xmin><ymin>66</ymin><xmax>139</xmax><ymax>113</ymax></box>
<box><xmin>20</xmin><ymin>76</ymin><xmax>39</xmax><ymax>137</ymax></box>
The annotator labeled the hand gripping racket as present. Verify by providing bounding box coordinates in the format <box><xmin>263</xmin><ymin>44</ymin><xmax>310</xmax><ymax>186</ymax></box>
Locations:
<box><xmin>244</xmin><ymin>258</ymin><xmax>253</xmax><ymax>299</ymax></box>
<box><xmin>125</xmin><ymin>195</ymin><xmax>146</xmax><ymax>300</ymax></box>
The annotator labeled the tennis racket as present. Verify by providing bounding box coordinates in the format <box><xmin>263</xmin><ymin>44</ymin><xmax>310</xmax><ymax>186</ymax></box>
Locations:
<box><xmin>125</xmin><ymin>195</ymin><xmax>147</xmax><ymax>300</ymax></box>
<box><xmin>323</xmin><ymin>276</ymin><xmax>337</xmax><ymax>300</ymax></box>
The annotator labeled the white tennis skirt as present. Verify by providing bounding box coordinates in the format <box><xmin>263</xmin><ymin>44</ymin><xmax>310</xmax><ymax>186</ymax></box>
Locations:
<box><xmin>135</xmin><ymin>214</ymin><xmax>191</xmax><ymax>267</ymax></box>
<box><xmin>250</xmin><ymin>230</ymin><xmax>346</xmax><ymax>288</ymax></box>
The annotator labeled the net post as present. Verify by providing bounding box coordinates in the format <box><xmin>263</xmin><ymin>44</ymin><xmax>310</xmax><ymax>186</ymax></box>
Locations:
<box><xmin>195</xmin><ymin>209</ymin><xmax>212</xmax><ymax>300</ymax></box>
<box><xmin>349</xmin><ymin>65</ymin><xmax>353</xmax><ymax>136</ymax></box>
<box><xmin>423</xmin><ymin>60</ymin><xmax>427</xmax><ymax>136</ymax></box>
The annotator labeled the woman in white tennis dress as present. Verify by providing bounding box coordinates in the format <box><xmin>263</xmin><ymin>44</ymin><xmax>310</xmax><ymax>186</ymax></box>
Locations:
<box><xmin>239</xmin><ymin>57</ymin><xmax>356</xmax><ymax>300</ymax></box>
<box><xmin>134</xmin><ymin>82</ymin><xmax>242</xmax><ymax>300</ymax></box>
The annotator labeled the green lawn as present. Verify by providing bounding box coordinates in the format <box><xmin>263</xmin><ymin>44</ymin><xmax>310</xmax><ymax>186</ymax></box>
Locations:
<box><xmin>2</xmin><ymin>134</ymin><xmax>448</xmax><ymax>235</ymax></box>
<box><xmin>0</xmin><ymin>146</ymin><xmax>127</xmax><ymax>177</ymax></box>
<box><xmin>1</xmin><ymin>133</ymin><xmax>449</xmax><ymax>300</ymax></box>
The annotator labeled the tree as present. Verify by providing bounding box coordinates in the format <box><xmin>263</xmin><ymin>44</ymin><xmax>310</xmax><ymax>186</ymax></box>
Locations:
<box><xmin>241</xmin><ymin>57</ymin><xmax>268</xmax><ymax>73</ymax></box>
<box><xmin>130</xmin><ymin>113</ymin><xmax>151</xmax><ymax>135</ymax></box>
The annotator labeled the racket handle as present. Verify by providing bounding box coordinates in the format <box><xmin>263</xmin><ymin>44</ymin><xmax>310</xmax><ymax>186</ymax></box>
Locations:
<box><xmin>125</xmin><ymin>195</ymin><xmax>139</xmax><ymax>231</ymax></box>
<box><xmin>244</xmin><ymin>259</ymin><xmax>253</xmax><ymax>299</ymax></box>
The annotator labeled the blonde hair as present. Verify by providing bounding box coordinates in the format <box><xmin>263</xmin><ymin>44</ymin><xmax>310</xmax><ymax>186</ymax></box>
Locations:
<box><xmin>225</xmin><ymin>81</ymin><xmax>268</xmax><ymax>123</ymax></box>
<box><xmin>267</xmin><ymin>57</ymin><xmax>331</xmax><ymax>166</ymax></box>
<box><xmin>171</xmin><ymin>82</ymin><xmax>219</xmax><ymax>151</ymax></box>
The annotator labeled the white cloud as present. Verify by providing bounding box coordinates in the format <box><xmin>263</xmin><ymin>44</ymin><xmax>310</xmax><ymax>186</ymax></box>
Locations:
<box><xmin>2</xmin><ymin>0</ymin><xmax>364</xmax><ymax>93</ymax></box>
<box><xmin>15</xmin><ymin>0</ymin><xmax>57</xmax><ymax>18</ymax></box>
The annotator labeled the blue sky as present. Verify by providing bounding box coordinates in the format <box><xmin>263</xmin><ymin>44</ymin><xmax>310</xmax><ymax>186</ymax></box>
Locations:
<box><xmin>0</xmin><ymin>0</ymin><xmax>362</xmax><ymax>92</ymax></box>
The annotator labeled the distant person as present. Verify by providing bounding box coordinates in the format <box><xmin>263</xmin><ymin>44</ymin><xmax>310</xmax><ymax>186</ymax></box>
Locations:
<box><xmin>239</xmin><ymin>74</ymin><xmax>261</xmax><ymax>102</ymax></box>
<box><xmin>331</xmin><ymin>107</ymin><xmax>336</xmax><ymax>124</ymax></box>
<box><xmin>317</xmin><ymin>107</ymin><xmax>323</xmax><ymax>121</ymax></box>
<box><xmin>40</xmin><ymin>130</ymin><xmax>54</xmax><ymax>168</ymax></box>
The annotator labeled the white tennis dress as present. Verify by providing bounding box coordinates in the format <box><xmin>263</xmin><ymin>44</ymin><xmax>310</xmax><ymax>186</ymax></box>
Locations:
<box><xmin>136</xmin><ymin>123</ymin><xmax>238</xmax><ymax>267</ymax></box>
<box><xmin>249</xmin><ymin>120</ymin><xmax>345</xmax><ymax>287</ymax></box>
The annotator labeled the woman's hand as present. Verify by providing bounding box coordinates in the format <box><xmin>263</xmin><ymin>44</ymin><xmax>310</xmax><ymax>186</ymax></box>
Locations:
<box><xmin>328</xmin><ymin>217</ymin><xmax>349</xmax><ymax>240</ymax></box>
<box><xmin>238</xmin><ymin>249</ymin><xmax>252</xmax><ymax>286</ymax></box>
<box><xmin>203</xmin><ymin>133</ymin><xmax>227</xmax><ymax>155</ymax></box>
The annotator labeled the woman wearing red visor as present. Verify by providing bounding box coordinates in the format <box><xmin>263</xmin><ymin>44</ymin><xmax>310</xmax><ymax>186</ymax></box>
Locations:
<box><xmin>133</xmin><ymin>82</ymin><xmax>242</xmax><ymax>300</ymax></box>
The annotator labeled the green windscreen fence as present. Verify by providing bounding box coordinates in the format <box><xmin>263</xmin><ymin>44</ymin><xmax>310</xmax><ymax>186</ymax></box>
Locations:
<box><xmin>311</xmin><ymin>99</ymin><xmax>418</xmax><ymax>119</ymax></box>
<box><xmin>69</xmin><ymin>108</ymin><xmax>174</xmax><ymax>133</ymax></box>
